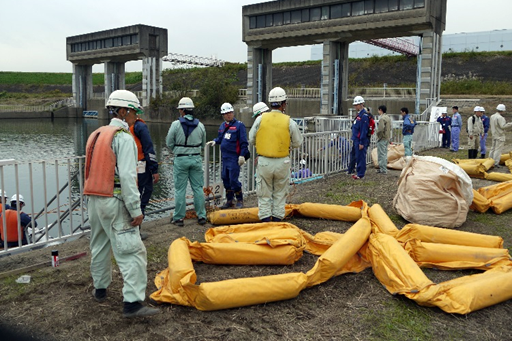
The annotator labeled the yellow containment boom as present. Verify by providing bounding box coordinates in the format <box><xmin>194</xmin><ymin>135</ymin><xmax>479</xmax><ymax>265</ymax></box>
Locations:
<box><xmin>152</xmin><ymin>201</ymin><xmax>512</xmax><ymax>314</ymax></box>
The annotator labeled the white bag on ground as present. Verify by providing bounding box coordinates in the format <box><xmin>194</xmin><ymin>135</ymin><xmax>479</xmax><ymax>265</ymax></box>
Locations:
<box><xmin>393</xmin><ymin>156</ymin><xmax>473</xmax><ymax>228</ymax></box>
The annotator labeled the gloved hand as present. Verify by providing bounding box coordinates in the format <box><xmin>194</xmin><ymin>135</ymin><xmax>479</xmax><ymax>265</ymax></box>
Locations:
<box><xmin>206</xmin><ymin>141</ymin><xmax>215</xmax><ymax>147</ymax></box>
<box><xmin>238</xmin><ymin>156</ymin><xmax>245</xmax><ymax>166</ymax></box>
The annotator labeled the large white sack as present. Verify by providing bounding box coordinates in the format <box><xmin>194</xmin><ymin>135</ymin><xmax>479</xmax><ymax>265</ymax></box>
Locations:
<box><xmin>393</xmin><ymin>156</ymin><xmax>473</xmax><ymax>228</ymax></box>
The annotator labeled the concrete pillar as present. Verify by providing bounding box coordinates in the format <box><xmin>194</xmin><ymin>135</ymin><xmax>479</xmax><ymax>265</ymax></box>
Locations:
<box><xmin>321</xmin><ymin>41</ymin><xmax>349</xmax><ymax>115</ymax></box>
<box><xmin>417</xmin><ymin>31</ymin><xmax>443</xmax><ymax>113</ymax></box>
<box><xmin>104</xmin><ymin>62</ymin><xmax>126</xmax><ymax>105</ymax></box>
<box><xmin>142</xmin><ymin>57</ymin><xmax>162</xmax><ymax>107</ymax></box>
<box><xmin>72</xmin><ymin>64</ymin><xmax>93</xmax><ymax>109</ymax></box>
<box><xmin>246</xmin><ymin>46</ymin><xmax>272</xmax><ymax>107</ymax></box>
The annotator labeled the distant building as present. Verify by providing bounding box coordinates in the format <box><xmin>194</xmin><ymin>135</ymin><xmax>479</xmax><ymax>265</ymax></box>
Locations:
<box><xmin>310</xmin><ymin>29</ymin><xmax>512</xmax><ymax>60</ymax></box>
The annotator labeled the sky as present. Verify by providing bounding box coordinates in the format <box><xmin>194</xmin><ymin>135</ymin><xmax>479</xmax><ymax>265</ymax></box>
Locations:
<box><xmin>1</xmin><ymin>0</ymin><xmax>512</xmax><ymax>73</ymax></box>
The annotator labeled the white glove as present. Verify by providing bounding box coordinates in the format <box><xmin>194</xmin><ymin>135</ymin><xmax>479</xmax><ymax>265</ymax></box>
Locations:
<box><xmin>238</xmin><ymin>156</ymin><xmax>245</xmax><ymax>166</ymax></box>
<box><xmin>206</xmin><ymin>141</ymin><xmax>215</xmax><ymax>147</ymax></box>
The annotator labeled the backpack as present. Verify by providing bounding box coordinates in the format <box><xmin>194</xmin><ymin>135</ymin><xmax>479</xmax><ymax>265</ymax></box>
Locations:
<box><xmin>367</xmin><ymin>113</ymin><xmax>376</xmax><ymax>137</ymax></box>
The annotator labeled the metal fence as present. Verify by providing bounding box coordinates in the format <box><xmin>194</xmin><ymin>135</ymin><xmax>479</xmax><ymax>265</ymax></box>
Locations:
<box><xmin>0</xmin><ymin>97</ymin><xmax>75</xmax><ymax>113</ymax></box>
<box><xmin>0</xmin><ymin>120</ymin><xmax>440</xmax><ymax>256</ymax></box>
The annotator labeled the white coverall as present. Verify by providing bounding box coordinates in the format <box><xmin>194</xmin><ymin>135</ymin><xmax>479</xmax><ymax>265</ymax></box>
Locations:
<box><xmin>489</xmin><ymin>112</ymin><xmax>512</xmax><ymax>166</ymax></box>
<box><xmin>467</xmin><ymin>115</ymin><xmax>483</xmax><ymax>150</ymax></box>
<box><xmin>88</xmin><ymin>118</ymin><xmax>147</xmax><ymax>303</ymax></box>
<box><xmin>249</xmin><ymin>110</ymin><xmax>302</xmax><ymax>220</ymax></box>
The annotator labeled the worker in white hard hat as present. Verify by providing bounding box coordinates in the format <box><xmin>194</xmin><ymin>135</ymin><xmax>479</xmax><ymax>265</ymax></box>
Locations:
<box><xmin>0</xmin><ymin>194</ymin><xmax>36</xmax><ymax>248</ymax></box>
<box><xmin>252</xmin><ymin>102</ymin><xmax>270</xmax><ymax>119</ymax></box>
<box><xmin>123</xmin><ymin>97</ymin><xmax>159</xmax><ymax>241</ymax></box>
<box><xmin>480</xmin><ymin>106</ymin><xmax>490</xmax><ymax>158</ymax></box>
<box><xmin>166</xmin><ymin>97</ymin><xmax>207</xmax><ymax>225</ymax></box>
<box><xmin>206</xmin><ymin>103</ymin><xmax>250</xmax><ymax>209</ymax></box>
<box><xmin>84</xmin><ymin>89</ymin><xmax>159</xmax><ymax>318</ymax></box>
<box><xmin>489</xmin><ymin>104</ymin><xmax>512</xmax><ymax>167</ymax></box>
<box><xmin>0</xmin><ymin>189</ymin><xmax>9</xmax><ymax>213</ymax></box>
<box><xmin>249</xmin><ymin>87</ymin><xmax>302</xmax><ymax>222</ymax></box>
<box><xmin>347</xmin><ymin>95</ymin><xmax>371</xmax><ymax>180</ymax></box>
<box><xmin>467</xmin><ymin>106</ymin><xmax>484</xmax><ymax>159</ymax></box>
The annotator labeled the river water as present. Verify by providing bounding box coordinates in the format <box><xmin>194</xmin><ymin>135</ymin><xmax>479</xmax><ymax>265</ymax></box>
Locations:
<box><xmin>0</xmin><ymin>117</ymin><xmax>221</xmax><ymax>230</ymax></box>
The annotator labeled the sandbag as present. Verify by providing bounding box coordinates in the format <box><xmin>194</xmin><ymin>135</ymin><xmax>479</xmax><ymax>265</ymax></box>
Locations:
<box><xmin>452</xmin><ymin>159</ymin><xmax>487</xmax><ymax>178</ymax></box>
<box><xmin>368</xmin><ymin>204</ymin><xmax>399</xmax><ymax>237</ymax></box>
<box><xmin>403</xmin><ymin>239</ymin><xmax>511</xmax><ymax>270</ymax></box>
<box><xmin>208</xmin><ymin>206</ymin><xmax>294</xmax><ymax>225</ymax></box>
<box><xmin>393</xmin><ymin>156</ymin><xmax>473</xmax><ymax>228</ymax></box>
<box><xmin>499</xmin><ymin>152</ymin><xmax>511</xmax><ymax>165</ymax></box>
<box><xmin>395</xmin><ymin>223</ymin><xmax>503</xmax><ymax>248</ymax></box>
<box><xmin>484</xmin><ymin>172</ymin><xmax>512</xmax><ymax>182</ymax></box>
<box><xmin>294</xmin><ymin>202</ymin><xmax>362</xmax><ymax>222</ymax></box>
<box><xmin>469</xmin><ymin>189</ymin><xmax>491</xmax><ymax>213</ymax></box>
<box><xmin>371</xmin><ymin>143</ymin><xmax>405</xmax><ymax>169</ymax></box>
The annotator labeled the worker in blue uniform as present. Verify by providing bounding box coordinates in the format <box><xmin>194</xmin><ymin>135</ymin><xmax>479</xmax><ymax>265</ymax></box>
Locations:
<box><xmin>207</xmin><ymin>103</ymin><xmax>250</xmax><ymax>209</ymax></box>
<box><xmin>437</xmin><ymin>109</ymin><xmax>452</xmax><ymax>148</ymax></box>
<box><xmin>347</xmin><ymin>96</ymin><xmax>370</xmax><ymax>180</ymax></box>
<box><xmin>480</xmin><ymin>107</ymin><xmax>490</xmax><ymax>158</ymax></box>
<box><xmin>401</xmin><ymin>107</ymin><xmax>416</xmax><ymax>157</ymax></box>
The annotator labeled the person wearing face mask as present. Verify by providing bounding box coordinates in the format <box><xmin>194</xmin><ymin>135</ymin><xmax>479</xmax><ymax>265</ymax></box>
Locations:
<box><xmin>84</xmin><ymin>90</ymin><xmax>159</xmax><ymax>318</ymax></box>
<box><xmin>206</xmin><ymin>103</ymin><xmax>250</xmax><ymax>209</ymax></box>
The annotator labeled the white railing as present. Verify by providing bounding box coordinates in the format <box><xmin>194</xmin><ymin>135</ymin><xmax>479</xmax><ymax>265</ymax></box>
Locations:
<box><xmin>237</xmin><ymin>87</ymin><xmax>416</xmax><ymax>100</ymax></box>
<box><xmin>0</xmin><ymin>97</ymin><xmax>75</xmax><ymax>113</ymax></box>
<box><xmin>0</xmin><ymin>157</ymin><xmax>87</xmax><ymax>256</ymax></box>
<box><xmin>1</xmin><ymin>120</ymin><xmax>440</xmax><ymax>256</ymax></box>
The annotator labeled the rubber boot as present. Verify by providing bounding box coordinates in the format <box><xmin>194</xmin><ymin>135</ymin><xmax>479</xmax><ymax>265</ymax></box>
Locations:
<box><xmin>234</xmin><ymin>191</ymin><xmax>243</xmax><ymax>209</ymax></box>
<box><xmin>481</xmin><ymin>153</ymin><xmax>486</xmax><ymax>159</ymax></box>
<box><xmin>472</xmin><ymin>149</ymin><xmax>478</xmax><ymax>159</ymax></box>
<box><xmin>220</xmin><ymin>190</ymin><xmax>234</xmax><ymax>209</ymax></box>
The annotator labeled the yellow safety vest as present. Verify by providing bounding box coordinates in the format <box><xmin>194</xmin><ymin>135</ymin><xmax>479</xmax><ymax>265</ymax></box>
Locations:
<box><xmin>255</xmin><ymin>111</ymin><xmax>290</xmax><ymax>158</ymax></box>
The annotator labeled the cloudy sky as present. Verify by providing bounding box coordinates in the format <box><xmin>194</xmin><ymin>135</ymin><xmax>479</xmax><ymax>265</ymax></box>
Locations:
<box><xmin>1</xmin><ymin>0</ymin><xmax>512</xmax><ymax>73</ymax></box>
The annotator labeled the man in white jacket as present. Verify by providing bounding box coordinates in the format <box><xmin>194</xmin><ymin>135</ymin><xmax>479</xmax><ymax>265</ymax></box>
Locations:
<box><xmin>489</xmin><ymin>104</ymin><xmax>512</xmax><ymax>167</ymax></box>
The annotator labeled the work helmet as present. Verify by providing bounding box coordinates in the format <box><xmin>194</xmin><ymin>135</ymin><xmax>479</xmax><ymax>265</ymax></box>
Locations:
<box><xmin>496</xmin><ymin>104</ymin><xmax>506</xmax><ymax>111</ymax></box>
<box><xmin>177</xmin><ymin>97</ymin><xmax>195</xmax><ymax>109</ymax></box>
<box><xmin>252</xmin><ymin>102</ymin><xmax>269</xmax><ymax>118</ymax></box>
<box><xmin>474</xmin><ymin>106</ymin><xmax>480</xmax><ymax>112</ymax></box>
<box><xmin>353</xmin><ymin>96</ymin><xmax>365</xmax><ymax>105</ymax></box>
<box><xmin>299</xmin><ymin>159</ymin><xmax>307</xmax><ymax>166</ymax></box>
<box><xmin>106</xmin><ymin>90</ymin><xmax>143</xmax><ymax>114</ymax></box>
<box><xmin>481</xmin><ymin>106</ymin><xmax>486</xmax><ymax>112</ymax></box>
<box><xmin>268</xmin><ymin>87</ymin><xmax>287</xmax><ymax>103</ymax></box>
<box><xmin>220</xmin><ymin>103</ymin><xmax>234</xmax><ymax>115</ymax></box>
<box><xmin>10</xmin><ymin>194</ymin><xmax>24</xmax><ymax>204</ymax></box>
<box><xmin>1</xmin><ymin>189</ymin><xmax>7</xmax><ymax>199</ymax></box>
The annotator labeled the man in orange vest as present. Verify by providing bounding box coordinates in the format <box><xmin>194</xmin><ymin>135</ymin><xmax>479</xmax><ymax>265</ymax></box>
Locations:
<box><xmin>0</xmin><ymin>194</ymin><xmax>36</xmax><ymax>248</ymax></box>
<box><xmin>124</xmin><ymin>108</ymin><xmax>159</xmax><ymax>240</ymax></box>
<box><xmin>84</xmin><ymin>89</ymin><xmax>159</xmax><ymax>318</ymax></box>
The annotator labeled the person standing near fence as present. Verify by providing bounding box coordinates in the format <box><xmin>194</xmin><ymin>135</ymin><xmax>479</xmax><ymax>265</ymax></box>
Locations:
<box><xmin>436</xmin><ymin>109</ymin><xmax>451</xmax><ymax>148</ymax></box>
<box><xmin>166</xmin><ymin>97</ymin><xmax>207</xmax><ymax>226</ymax></box>
<box><xmin>347</xmin><ymin>96</ymin><xmax>370</xmax><ymax>180</ymax></box>
<box><xmin>450</xmin><ymin>106</ymin><xmax>463</xmax><ymax>152</ymax></box>
<box><xmin>467</xmin><ymin>106</ymin><xmax>484</xmax><ymax>159</ymax></box>
<box><xmin>489</xmin><ymin>104</ymin><xmax>512</xmax><ymax>167</ymax></box>
<box><xmin>480</xmin><ymin>107</ymin><xmax>490</xmax><ymax>158</ymax></box>
<box><xmin>124</xmin><ymin>101</ymin><xmax>159</xmax><ymax>240</ymax></box>
<box><xmin>376</xmin><ymin>105</ymin><xmax>391</xmax><ymax>174</ymax></box>
<box><xmin>0</xmin><ymin>194</ymin><xmax>35</xmax><ymax>248</ymax></box>
<box><xmin>401</xmin><ymin>107</ymin><xmax>416</xmax><ymax>158</ymax></box>
<box><xmin>249</xmin><ymin>87</ymin><xmax>302</xmax><ymax>222</ymax></box>
<box><xmin>84</xmin><ymin>90</ymin><xmax>159</xmax><ymax>318</ymax></box>
<box><xmin>0</xmin><ymin>190</ymin><xmax>10</xmax><ymax>213</ymax></box>
<box><xmin>206</xmin><ymin>103</ymin><xmax>250</xmax><ymax>209</ymax></box>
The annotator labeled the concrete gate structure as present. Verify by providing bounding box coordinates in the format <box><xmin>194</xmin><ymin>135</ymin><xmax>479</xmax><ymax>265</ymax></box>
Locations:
<box><xmin>242</xmin><ymin>0</ymin><xmax>447</xmax><ymax>115</ymax></box>
<box><xmin>66</xmin><ymin>24</ymin><xmax>168</xmax><ymax>117</ymax></box>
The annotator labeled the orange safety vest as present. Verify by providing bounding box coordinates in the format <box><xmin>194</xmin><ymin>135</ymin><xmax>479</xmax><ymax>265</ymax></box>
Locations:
<box><xmin>83</xmin><ymin>125</ymin><xmax>123</xmax><ymax>197</ymax></box>
<box><xmin>0</xmin><ymin>210</ymin><xmax>23</xmax><ymax>242</ymax></box>
<box><xmin>129</xmin><ymin>118</ymin><xmax>145</xmax><ymax>161</ymax></box>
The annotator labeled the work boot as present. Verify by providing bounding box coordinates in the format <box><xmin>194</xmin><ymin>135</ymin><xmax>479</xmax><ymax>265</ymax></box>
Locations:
<box><xmin>123</xmin><ymin>302</ymin><xmax>159</xmax><ymax>318</ymax></box>
<box><xmin>272</xmin><ymin>217</ymin><xmax>282</xmax><ymax>222</ymax></box>
<box><xmin>220</xmin><ymin>190</ymin><xmax>235</xmax><ymax>209</ymax></box>
<box><xmin>235</xmin><ymin>191</ymin><xmax>243</xmax><ymax>209</ymax></box>
<box><xmin>92</xmin><ymin>288</ymin><xmax>107</xmax><ymax>303</ymax></box>
<box><xmin>481</xmin><ymin>154</ymin><xmax>486</xmax><ymax>159</ymax></box>
<box><xmin>260</xmin><ymin>217</ymin><xmax>271</xmax><ymax>222</ymax></box>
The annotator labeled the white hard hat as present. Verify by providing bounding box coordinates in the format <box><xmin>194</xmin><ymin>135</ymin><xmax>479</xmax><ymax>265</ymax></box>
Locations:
<box><xmin>353</xmin><ymin>96</ymin><xmax>365</xmax><ymax>105</ymax></box>
<box><xmin>1</xmin><ymin>189</ymin><xmax>7</xmax><ymax>198</ymax></box>
<box><xmin>497</xmin><ymin>104</ymin><xmax>506</xmax><ymax>111</ymax></box>
<box><xmin>220</xmin><ymin>103</ymin><xmax>234</xmax><ymax>114</ymax></box>
<box><xmin>11</xmin><ymin>194</ymin><xmax>24</xmax><ymax>203</ymax></box>
<box><xmin>106</xmin><ymin>90</ymin><xmax>143</xmax><ymax>114</ymax></box>
<box><xmin>481</xmin><ymin>106</ymin><xmax>485</xmax><ymax>112</ymax></box>
<box><xmin>177</xmin><ymin>97</ymin><xmax>195</xmax><ymax>109</ymax></box>
<box><xmin>268</xmin><ymin>87</ymin><xmax>287</xmax><ymax>103</ymax></box>
<box><xmin>299</xmin><ymin>159</ymin><xmax>307</xmax><ymax>166</ymax></box>
<box><xmin>474</xmin><ymin>106</ymin><xmax>480</xmax><ymax>112</ymax></box>
<box><xmin>252</xmin><ymin>102</ymin><xmax>269</xmax><ymax>118</ymax></box>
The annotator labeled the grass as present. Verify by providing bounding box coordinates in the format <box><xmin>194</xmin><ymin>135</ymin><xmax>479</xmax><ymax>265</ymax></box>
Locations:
<box><xmin>441</xmin><ymin>80</ymin><xmax>512</xmax><ymax>95</ymax></box>
<box><xmin>325</xmin><ymin>180</ymin><xmax>378</xmax><ymax>205</ymax></box>
<box><xmin>0</xmin><ymin>71</ymin><xmax>142</xmax><ymax>86</ymax></box>
<box><xmin>364</xmin><ymin>298</ymin><xmax>434</xmax><ymax>341</ymax></box>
